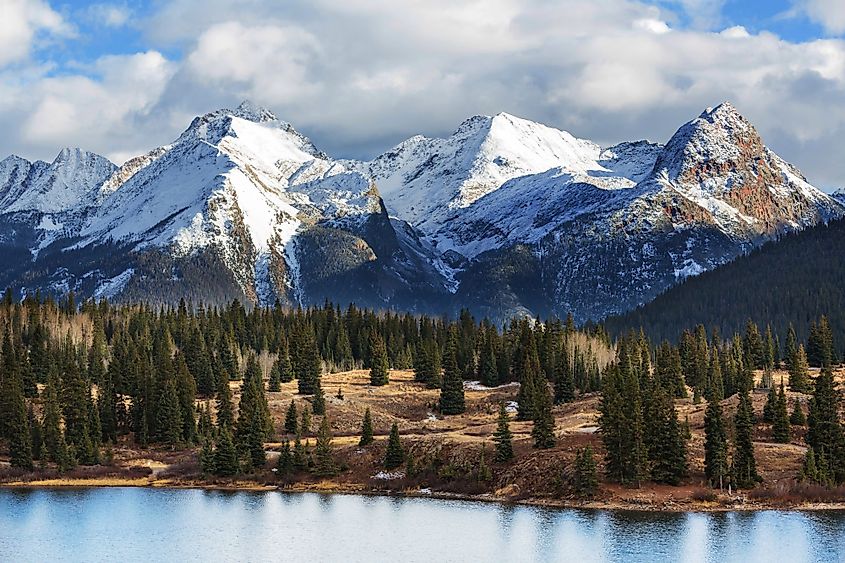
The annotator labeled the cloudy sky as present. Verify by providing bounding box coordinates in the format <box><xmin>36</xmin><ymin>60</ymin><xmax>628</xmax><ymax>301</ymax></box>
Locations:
<box><xmin>3</xmin><ymin>0</ymin><xmax>845</xmax><ymax>190</ymax></box>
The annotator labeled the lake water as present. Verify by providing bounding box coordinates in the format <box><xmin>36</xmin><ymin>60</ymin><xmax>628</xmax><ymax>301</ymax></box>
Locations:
<box><xmin>1</xmin><ymin>487</ymin><xmax>844</xmax><ymax>562</ymax></box>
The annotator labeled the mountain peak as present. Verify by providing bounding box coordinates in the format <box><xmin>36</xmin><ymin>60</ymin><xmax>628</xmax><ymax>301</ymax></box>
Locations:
<box><xmin>232</xmin><ymin>100</ymin><xmax>277</xmax><ymax>123</ymax></box>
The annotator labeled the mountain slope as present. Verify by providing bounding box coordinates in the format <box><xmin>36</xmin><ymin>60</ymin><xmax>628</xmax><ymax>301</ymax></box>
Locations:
<box><xmin>605</xmin><ymin>216</ymin><xmax>845</xmax><ymax>348</ymax></box>
<box><xmin>0</xmin><ymin>102</ymin><xmax>451</xmax><ymax>310</ymax></box>
<box><xmin>398</xmin><ymin>103</ymin><xmax>844</xmax><ymax>322</ymax></box>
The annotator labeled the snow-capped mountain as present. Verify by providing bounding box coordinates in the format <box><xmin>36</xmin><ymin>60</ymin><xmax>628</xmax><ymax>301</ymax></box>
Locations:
<box><xmin>0</xmin><ymin>101</ymin><xmax>840</xmax><ymax>322</ymax></box>
<box><xmin>0</xmin><ymin>102</ymin><xmax>448</xmax><ymax>309</ymax></box>
<box><xmin>833</xmin><ymin>189</ymin><xmax>845</xmax><ymax>205</ymax></box>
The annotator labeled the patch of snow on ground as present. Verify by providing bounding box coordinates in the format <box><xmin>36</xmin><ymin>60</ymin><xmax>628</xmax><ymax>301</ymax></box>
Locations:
<box><xmin>505</xmin><ymin>401</ymin><xmax>519</xmax><ymax>414</ymax></box>
<box><xmin>463</xmin><ymin>380</ymin><xmax>520</xmax><ymax>391</ymax></box>
<box><xmin>372</xmin><ymin>470</ymin><xmax>405</xmax><ymax>480</ymax></box>
<box><xmin>94</xmin><ymin>268</ymin><xmax>135</xmax><ymax>299</ymax></box>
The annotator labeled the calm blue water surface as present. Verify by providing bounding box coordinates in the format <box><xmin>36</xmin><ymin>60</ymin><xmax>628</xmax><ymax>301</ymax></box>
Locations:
<box><xmin>0</xmin><ymin>487</ymin><xmax>843</xmax><ymax>562</ymax></box>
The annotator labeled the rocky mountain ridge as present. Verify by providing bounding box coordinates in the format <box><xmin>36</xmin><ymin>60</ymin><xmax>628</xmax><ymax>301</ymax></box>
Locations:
<box><xmin>0</xmin><ymin>101</ymin><xmax>840</xmax><ymax>322</ymax></box>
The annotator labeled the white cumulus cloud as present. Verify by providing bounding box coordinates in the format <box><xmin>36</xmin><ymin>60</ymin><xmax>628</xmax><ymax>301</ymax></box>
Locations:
<box><xmin>0</xmin><ymin>0</ymin><xmax>72</xmax><ymax>67</ymax></box>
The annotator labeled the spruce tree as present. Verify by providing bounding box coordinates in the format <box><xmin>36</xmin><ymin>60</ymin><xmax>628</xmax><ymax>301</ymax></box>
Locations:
<box><xmin>384</xmin><ymin>422</ymin><xmax>405</xmax><ymax>469</ymax></box>
<box><xmin>763</xmin><ymin>386</ymin><xmax>777</xmax><ymax>423</ymax></box>
<box><xmin>790</xmin><ymin>399</ymin><xmax>806</xmax><ymax>426</ymax></box>
<box><xmin>732</xmin><ymin>390</ymin><xmax>761</xmax><ymax>489</ymax></box>
<box><xmin>788</xmin><ymin>344</ymin><xmax>810</xmax><ymax>393</ymax></box>
<box><xmin>268</xmin><ymin>359</ymin><xmax>282</xmax><ymax>392</ymax></box>
<box><xmin>313</xmin><ymin>415</ymin><xmax>336</xmax><ymax>477</ymax></box>
<box><xmin>439</xmin><ymin>330</ymin><xmax>465</xmax><ymax>415</ymax></box>
<box><xmin>312</xmin><ymin>380</ymin><xmax>326</xmax><ymax>416</ymax></box>
<box><xmin>246</xmin><ymin>401</ymin><xmax>267</xmax><ymax>471</ymax></box>
<box><xmin>478</xmin><ymin>332</ymin><xmax>499</xmax><ymax>388</ymax></box>
<box><xmin>553</xmin><ymin>345</ymin><xmax>575</xmax><ymax>404</ymax></box>
<box><xmin>647</xmin><ymin>387</ymin><xmax>687</xmax><ymax>485</ymax></box>
<box><xmin>807</xmin><ymin>367</ymin><xmax>844</xmax><ymax>482</ymax></box>
<box><xmin>572</xmin><ymin>446</ymin><xmax>598</xmax><ymax>498</ymax></box>
<box><xmin>8</xmin><ymin>373</ymin><xmax>32</xmax><ymax>470</ymax></box>
<box><xmin>300</xmin><ymin>405</ymin><xmax>311</xmax><ymax>436</ymax></box>
<box><xmin>212</xmin><ymin>427</ymin><xmax>239</xmax><ymax>476</ymax></box>
<box><xmin>598</xmin><ymin>354</ymin><xmax>647</xmax><ymax>485</ymax></box>
<box><xmin>368</xmin><ymin>332</ymin><xmax>389</xmax><ymax>386</ymax></box>
<box><xmin>772</xmin><ymin>383</ymin><xmax>791</xmax><ymax>443</ymax></box>
<box><xmin>359</xmin><ymin>407</ymin><xmax>374</xmax><ymax>447</ymax></box>
<box><xmin>284</xmin><ymin>400</ymin><xmax>298</xmax><ymax>435</ymax></box>
<box><xmin>531</xmin><ymin>382</ymin><xmax>556</xmax><ymax>449</ymax></box>
<box><xmin>292</xmin><ymin>433</ymin><xmax>307</xmax><ymax>471</ymax></box>
<box><xmin>704</xmin><ymin>390</ymin><xmax>728</xmax><ymax>489</ymax></box>
<box><xmin>216</xmin><ymin>376</ymin><xmax>234</xmax><ymax>430</ymax></box>
<box><xmin>277</xmin><ymin>440</ymin><xmax>293</xmax><ymax>476</ymax></box>
<box><xmin>492</xmin><ymin>403</ymin><xmax>514</xmax><ymax>462</ymax></box>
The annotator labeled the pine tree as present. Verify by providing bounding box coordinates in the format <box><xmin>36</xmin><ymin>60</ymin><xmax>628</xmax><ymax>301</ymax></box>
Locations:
<box><xmin>277</xmin><ymin>440</ymin><xmax>293</xmax><ymax>476</ymax></box>
<box><xmin>439</xmin><ymin>330</ymin><xmax>465</xmax><ymax>415</ymax></box>
<box><xmin>572</xmin><ymin>446</ymin><xmax>598</xmax><ymax>498</ymax></box>
<box><xmin>553</xmin><ymin>344</ymin><xmax>575</xmax><ymax>404</ymax></box>
<box><xmin>268</xmin><ymin>359</ymin><xmax>282</xmax><ymax>392</ymax></box>
<box><xmin>8</xmin><ymin>372</ymin><xmax>32</xmax><ymax>470</ymax></box>
<box><xmin>531</xmin><ymin>382</ymin><xmax>556</xmax><ymax>449</ymax></box>
<box><xmin>312</xmin><ymin>380</ymin><xmax>326</xmax><ymax>416</ymax></box>
<box><xmin>384</xmin><ymin>422</ymin><xmax>405</xmax><ymax>469</ymax></box>
<box><xmin>246</xmin><ymin>401</ymin><xmax>267</xmax><ymax>471</ymax></box>
<box><xmin>212</xmin><ymin>427</ymin><xmax>239</xmax><ymax>476</ymax></box>
<box><xmin>313</xmin><ymin>415</ymin><xmax>336</xmax><ymax>476</ymax></box>
<box><xmin>478</xmin><ymin>332</ymin><xmax>499</xmax><ymax>387</ymax></box>
<box><xmin>292</xmin><ymin>433</ymin><xmax>307</xmax><ymax>471</ymax></box>
<box><xmin>598</xmin><ymin>356</ymin><xmax>647</xmax><ymax>486</ymax></box>
<box><xmin>807</xmin><ymin>367</ymin><xmax>844</xmax><ymax>482</ymax></box>
<box><xmin>368</xmin><ymin>332</ymin><xmax>389</xmax><ymax>386</ymax></box>
<box><xmin>788</xmin><ymin>344</ymin><xmax>811</xmax><ymax>393</ymax></box>
<box><xmin>732</xmin><ymin>390</ymin><xmax>761</xmax><ymax>489</ymax></box>
<box><xmin>800</xmin><ymin>448</ymin><xmax>820</xmax><ymax>484</ymax></box>
<box><xmin>300</xmin><ymin>405</ymin><xmax>311</xmax><ymax>436</ymax></box>
<box><xmin>790</xmin><ymin>399</ymin><xmax>806</xmax><ymax>426</ymax></box>
<box><xmin>704</xmin><ymin>390</ymin><xmax>728</xmax><ymax>489</ymax></box>
<box><xmin>216</xmin><ymin>376</ymin><xmax>234</xmax><ymax>430</ymax></box>
<box><xmin>763</xmin><ymin>386</ymin><xmax>777</xmax><ymax>423</ymax></box>
<box><xmin>284</xmin><ymin>400</ymin><xmax>298</xmax><ymax>435</ymax></box>
<box><xmin>359</xmin><ymin>407</ymin><xmax>374</xmax><ymax>447</ymax></box>
<box><xmin>492</xmin><ymin>403</ymin><xmax>514</xmax><ymax>462</ymax></box>
<box><xmin>772</xmin><ymin>383</ymin><xmax>791</xmax><ymax>443</ymax></box>
<box><xmin>646</xmin><ymin>387</ymin><xmax>687</xmax><ymax>485</ymax></box>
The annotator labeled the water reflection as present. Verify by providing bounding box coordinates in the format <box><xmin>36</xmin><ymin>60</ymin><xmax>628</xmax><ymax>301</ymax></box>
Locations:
<box><xmin>0</xmin><ymin>488</ymin><xmax>844</xmax><ymax>562</ymax></box>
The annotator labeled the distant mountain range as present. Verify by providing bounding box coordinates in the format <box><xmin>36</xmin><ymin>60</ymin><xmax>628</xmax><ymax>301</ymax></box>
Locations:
<box><xmin>0</xmin><ymin>101</ymin><xmax>841</xmax><ymax>321</ymax></box>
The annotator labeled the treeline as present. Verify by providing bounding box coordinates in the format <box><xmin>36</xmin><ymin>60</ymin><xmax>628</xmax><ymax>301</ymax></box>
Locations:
<box><xmin>0</xmin><ymin>292</ymin><xmax>610</xmax><ymax>473</ymax></box>
<box><xmin>598</xmin><ymin>314</ymin><xmax>841</xmax><ymax>491</ymax></box>
<box><xmin>605</xmin><ymin>216</ymin><xmax>845</xmax><ymax>352</ymax></box>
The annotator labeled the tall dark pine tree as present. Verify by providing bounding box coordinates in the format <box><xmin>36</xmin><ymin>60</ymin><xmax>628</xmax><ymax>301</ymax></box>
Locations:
<box><xmin>703</xmin><ymin>390</ymin><xmax>728</xmax><ymax>489</ymax></box>
<box><xmin>492</xmin><ymin>403</ymin><xmax>514</xmax><ymax>462</ymax></box>
<box><xmin>368</xmin><ymin>332</ymin><xmax>389</xmax><ymax>386</ymax></box>
<box><xmin>772</xmin><ymin>383</ymin><xmax>791</xmax><ymax>443</ymax></box>
<box><xmin>359</xmin><ymin>407</ymin><xmax>374</xmax><ymax>447</ymax></box>
<box><xmin>646</xmin><ymin>387</ymin><xmax>687</xmax><ymax>485</ymax></box>
<box><xmin>531</xmin><ymin>381</ymin><xmax>556</xmax><ymax>449</ymax></box>
<box><xmin>598</xmin><ymin>356</ymin><xmax>646</xmax><ymax>485</ymax></box>
<box><xmin>789</xmin><ymin>344</ymin><xmax>811</xmax><ymax>393</ymax></box>
<box><xmin>384</xmin><ymin>422</ymin><xmax>405</xmax><ymax>469</ymax></box>
<box><xmin>7</xmin><ymin>364</ymin><xmax>32</xmax><ymax>470</ymax></box>
<box><xmin>553</xmin><ymin>343</ymin><xmax>575</xmax><ymax>404</ymax></box>
<box><xmin>439</xmin><ymin>330</ymin><xmax>465</xmax><ymax>415</ymax></box>
<box><xmin>477</xmin><ymin>331</ymin><xmax>499</xmax><ymax>388</ymax></box>
<box><xmin>732</xmin><ymin>390</ymin><xmax>761</xmax><ymax>489</ymax></box>
<box><xmin>807</xmin><ymin>367</ymin><xmax>844</xmax><ymax>483</ymax></box>
<box><xmin>313</xmin><ymin>415</ymin><xmax>336</xmax><ymax>477</ymax></box>
<box><xmin>212</xmin><ymin>426</ymin><xmax>239</xmax><ymax>476</ymax></box>
<box><xmin>284</xmin><ymin>400</ymin><xmax>298</xmax><ymax>435</ymax></box>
